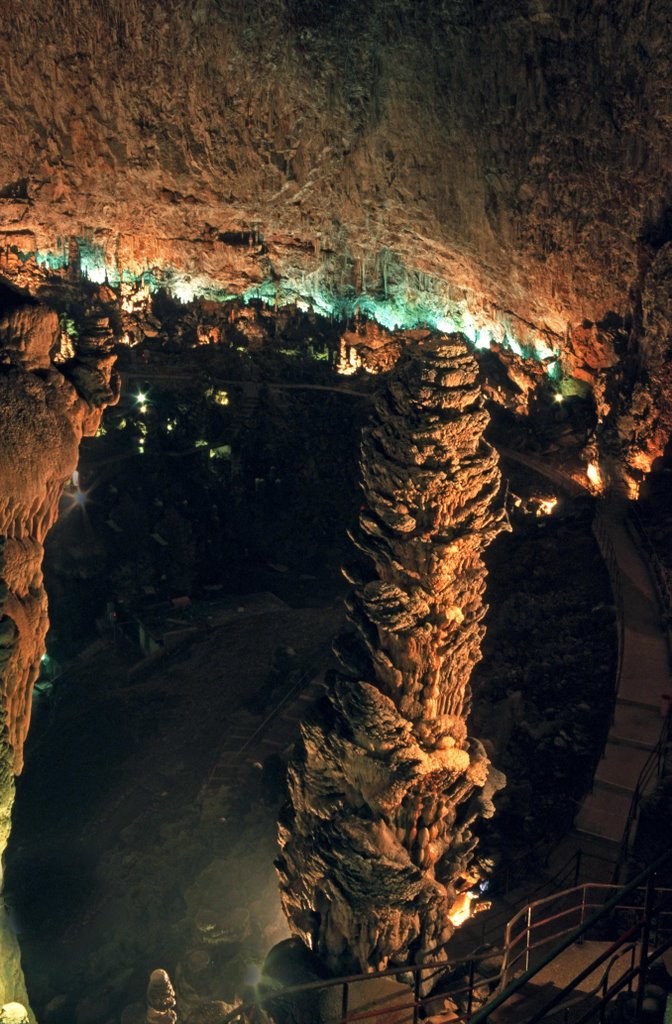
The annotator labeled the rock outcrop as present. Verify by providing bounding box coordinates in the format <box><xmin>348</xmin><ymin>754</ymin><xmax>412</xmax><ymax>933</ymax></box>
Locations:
<box><xmin>277</xmin><ymin>334</ymin><xmax>508</xmax><ymax>974</ymax></box>
<box><xmin>0</xmin><ymin>295</ymin><xmax>120</xmax><ymax>933</ymax></box>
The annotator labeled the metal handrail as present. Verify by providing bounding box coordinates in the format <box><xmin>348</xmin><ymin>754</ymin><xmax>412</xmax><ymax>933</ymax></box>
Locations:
<box><xmin>591</xmin><ymin>510</ymin><xmax>625</xmax><ymax>725</ymax></box>
<box><xmin>502</xmin><ymin>880</ymin><xmax>672</xmax><ymax>985</ymax></box>
<box><xmin>200</xmin><ymin>640</ymin><xmax>332</xmax><ymax>796</ymax></box>
<box><xmin>627</xmin><ymin>505</ymin><xmax>672</xmax><ymax>619</ymax></box>
<box><xmin>217</xmin><ymin>851</ymin><xmax>672</xmax><ymax>1024</ymax></box>
<box><xmin>521</xmin><ymin>884</ymin><xmax>672</xmax><ymax>1024</ymax></box>
<box><xmin>468</xmin><ymin>845</ymin><xmax>672</xmax><ymax>1024</ymax></box>
<box><xmin>219</xmin><ymin>948</ymin><xmax>498</xmax><ymax>1024</ymax></box>
<box><xmin>612</xmin><ymin>707</ymin><xmax>672</xmax><ymax>882</ymax></box>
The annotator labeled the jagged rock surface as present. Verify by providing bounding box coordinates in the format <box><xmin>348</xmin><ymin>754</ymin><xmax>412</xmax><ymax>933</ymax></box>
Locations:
<box><xmin>1</xmin><ymin>1</ymin><xmax>671</xmax><ymax>341</ymax></box>
<box><xmin>0</xmin><ymin>303</ymin><xmax>119</xmax><ymax>777</ymax></box>
<box><xmin>0</xmin><ymin>298</ymin><xmax>119</xmax><ymax>1007</ymax></box>
<box><xmin>277</xmin><ymin>335</ymin><xmax>508</xmax><ymax>974</ymax></box>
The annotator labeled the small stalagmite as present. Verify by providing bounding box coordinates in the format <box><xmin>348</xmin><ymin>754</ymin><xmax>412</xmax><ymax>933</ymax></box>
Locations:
<box><xmin>277</xmin><ymin>334</ymin><xmax>509</xmax><ymax>974</ymax></box>
<box><xmin>146</xmin><ymin>969</ymin><xmax>177</xmax><ymax>1024</ymax></box>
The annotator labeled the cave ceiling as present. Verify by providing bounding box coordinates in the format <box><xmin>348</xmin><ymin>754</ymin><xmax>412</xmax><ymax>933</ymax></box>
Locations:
<box><xmin>1</xmin><ymin>0</ymin><xmax>671</xmax><ymax>343</ymax></box>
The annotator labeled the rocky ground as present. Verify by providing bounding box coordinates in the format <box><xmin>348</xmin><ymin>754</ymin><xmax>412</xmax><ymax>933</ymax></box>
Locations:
<box><xmin>6</xmin><ymin>601</ymin><xmax>341</xmax><ymax>1023</ymax></box>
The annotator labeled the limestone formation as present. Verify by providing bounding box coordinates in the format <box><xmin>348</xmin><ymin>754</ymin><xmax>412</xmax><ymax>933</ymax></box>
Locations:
<box><xmin>0</xmin><ymin>296</ymin><xmax>119</xmax><ymax>948</ymax></box>
<box><xmin>2</xmin><ymin>1</ymin><xmax>672</xmax><ymax>346</ymax></box>
<box><xmin>146</xmin><ymin>970</ymin><xmax>177</xmax><ymax>1024</ymax></box>
<box><xmin>0</xmin><ymin>303</ymin><xmax>119</xmax><ymax>776</ymax></box>
<box><xmin>277</xmin><ymin>335</ymin><xmax>508</xmax><ymax>974</ymax></box>
<box><xmin>0</xmin><ymin>295</ymin><xmax>119</xmax><ymax>1004</ymax></box>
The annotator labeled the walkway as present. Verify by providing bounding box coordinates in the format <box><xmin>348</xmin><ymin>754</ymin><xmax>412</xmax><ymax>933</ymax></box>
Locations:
<box><xmin>498</xmin><ymin>447</ymin><xmax>670</xmax><ymax>864</ymax></box>
<box><xmin>574</xmin><ymin>500</ymin><xmax>670</xmax><ymax>848</ymax></box>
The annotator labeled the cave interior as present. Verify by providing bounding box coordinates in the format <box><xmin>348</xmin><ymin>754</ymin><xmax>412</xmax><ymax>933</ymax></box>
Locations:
<box><xmin>1</xmin><ymin>1</ymin><xmax>672</xmax><ymax>1021</ymax></box>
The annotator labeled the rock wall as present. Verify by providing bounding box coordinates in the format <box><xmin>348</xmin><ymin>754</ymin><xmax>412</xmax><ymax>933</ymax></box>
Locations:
<box><xmin>0</xmin><ymin>299</ymin><xmax>119</xmax><ymax>855</ymax></box>
<box><xmin>0</xmin><ymin>295</ymin><xmax>118</xmax><ymax>1007</ymax></box>
<box><xmin>277</xmin><ymin>334</ymin><xmax>508</xmax><ymax>974</ymax></box>
<box><xmin>1</xmin><ymin>1</ymin><xmax>671</xmax><ymax>340</ymax></box>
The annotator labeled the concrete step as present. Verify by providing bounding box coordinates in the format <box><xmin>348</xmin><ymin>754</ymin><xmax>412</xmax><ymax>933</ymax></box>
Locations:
<box><xmin>593</xmin><ymin>742</ymin><xmax>651</xmax><ymax>794</ymax></box>
<box><xmin>574</xmin><ymin>789</ymin><xmax>632</xmax><ymax>844</ymax></box>
<box><xmin>609</xmin><ymin>702</ymin><xmax>663</xmax><ymax>750</ymax></box>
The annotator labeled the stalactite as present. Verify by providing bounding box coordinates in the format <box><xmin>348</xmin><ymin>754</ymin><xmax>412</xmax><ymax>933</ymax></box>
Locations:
<box><xmin>277</xmin><ymin>333</ymin><xmax>508</xmax><ymax>974</ymax></box>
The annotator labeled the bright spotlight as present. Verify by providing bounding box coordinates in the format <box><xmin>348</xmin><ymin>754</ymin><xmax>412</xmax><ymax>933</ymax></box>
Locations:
<box><xmin>553</xmin><ymin>393</ymin><xmax>564</xmax><ymax>403</ymax></box>
<box><xmin>136</xmin><ymin>391</ymin><xmax>148</xmax><ymax>404</ymax></box>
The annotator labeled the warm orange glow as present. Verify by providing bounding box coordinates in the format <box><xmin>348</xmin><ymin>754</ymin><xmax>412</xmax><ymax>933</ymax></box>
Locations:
<box><xmin>586</xmin><ymin>461</ymin><xmax>603</xmax><ymax>491</ymax></box>
<box><xmin>447</xmin><ymin>891</ymin><xmax>475</xmax><ymax>928</ymax></box>
<box><xmin>630</xmin><ymin>450</ymin><xmax>654</xmax><ymax>475</ymax></box>
<box><xmin>537</xmin><ymin>497</ymin><xmax>558</xmax><ymax>516</ymax></box>
<box><xmin>627</xmin><ymin>477</ymin><xmax>640</xmax><ymax>500</ymax></box>
<box><xmin>336</xmin><ymin>339</ymin><xmax>362</xmax><ymax>375</ymax></box>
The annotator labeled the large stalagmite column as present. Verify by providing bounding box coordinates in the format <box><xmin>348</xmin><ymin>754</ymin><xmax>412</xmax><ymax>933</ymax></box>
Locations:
<box><xmin>277</xmin><ymin>335</ymin><xmax>509</xmax><ymax>974</ymax></box>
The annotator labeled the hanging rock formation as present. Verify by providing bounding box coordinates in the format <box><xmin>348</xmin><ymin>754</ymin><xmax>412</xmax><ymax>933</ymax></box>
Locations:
<box><xmin>0</xmin><ymin>297</ymin><xmax>119</xmax><ymax>864</ymax></box>
<box><xmin>277</xmin><ymin>334</ymin><xmax>508</xmax><ymax>974</ymax></box>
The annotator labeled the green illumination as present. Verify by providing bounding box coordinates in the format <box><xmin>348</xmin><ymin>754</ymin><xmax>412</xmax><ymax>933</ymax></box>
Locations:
<box><xmin>546</xmin><ymin>359</ymin><xmax>561</xmax><ymax>380</ymax></box>
<box><xmin>15</xmin><ymin>240</ymin><xmax>565</xmax><ymax>383</ymax></box>
<box><xmin>33</xmin><ymin>247</ymin><xmax>69</xmax><ymax>271</ymax></box>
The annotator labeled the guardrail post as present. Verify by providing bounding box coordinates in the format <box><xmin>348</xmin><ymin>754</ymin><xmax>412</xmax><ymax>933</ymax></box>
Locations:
<box><xmin>525</xmin><ymin>905</ymin><xmax>532</xmax><ymax>973</ymax></box>
<box><xmin>412</xmin><ymin>967</ymin><xmax>421</xmax><ymax>1024</ymax></box>
<box><xmin>635</xmin><ymin>875</ymin><xmax>656</xmax><ymax>1022</ymax></box>
<box><xmin>501</xmin><ymin>933</ymin><xmax>510</xmax><ymax>990</ymax></box>
<box><xmin>599</xmin><ymin>959</ymin><xmax>610</xmax><ymax>1024</ymax></box>
<box><xmin>577</xmin><ymin>885</ymin><xmax>587</xmax><ymax>943</ymax></box>
<box><xmin>467</xmin><ymin>959</ymin><xmax>476</xmax><ymax>1017</ymax></box>
<box><xmin>340</xmin><ymin>982</ymin><xmax>349</xmax><ymax>1024</ymax></box>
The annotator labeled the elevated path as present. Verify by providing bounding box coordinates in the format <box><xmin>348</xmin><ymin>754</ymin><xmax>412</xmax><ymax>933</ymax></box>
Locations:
<box><xmin>575</xmin><ymin>499</ymin><xmax>670</xmax><ymax>850</ymax></box>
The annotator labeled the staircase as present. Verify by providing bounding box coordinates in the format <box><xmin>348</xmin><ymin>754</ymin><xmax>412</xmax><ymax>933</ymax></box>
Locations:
<box><xmin>216</xmin><ymin>848</ymin><xmax>672</xmax><ymax>1024</ymax></box>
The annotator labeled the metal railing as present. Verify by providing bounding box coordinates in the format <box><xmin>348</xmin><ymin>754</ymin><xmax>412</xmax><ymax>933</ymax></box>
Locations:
<box><xmin>591</xmin><ymin>510</ymin><xmax>625</xmax><ymax>739</ymax></box>
<box><xmin>626</xmin><ymin>505</ymin><xmax>672</xmax><ymax>666</ymax></box>
<box><xmin>469</xmin><ymin>845</ymin><xmax>672</xmax><ymax>1024</ymax></box>
<box><xmin>612</xmin><ymin>707</ymin><xmax>672</xmax><ymax>883</ymax></box>
<box><xmin>501</xmin><ymin>880</ymin><xmax>672</xmax><ymax>988</ymax></box>
<box><xmin>200</xmin><ymin>640</ymin><xmax>332</xmax><ymax>797</ymax></box>
<box><xmin>214</xmin><ymin>849</ymin><xmax>672</xmax><ymax>1024</ymax></box>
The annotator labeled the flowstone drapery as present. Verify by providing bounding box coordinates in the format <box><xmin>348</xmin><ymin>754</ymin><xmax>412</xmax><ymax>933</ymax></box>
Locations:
<box><xmin>277</xmin><ymin>334</ymin><xmax>509</xmax><ymax>974</ymax></box>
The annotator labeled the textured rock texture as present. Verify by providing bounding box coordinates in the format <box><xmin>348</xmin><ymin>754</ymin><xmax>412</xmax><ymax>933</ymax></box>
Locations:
<box><xmin>1</xmin><ymin>0</ymin><xmax>671</xmax><ymax>341</ymax></box>
<box><xmin>0</xmin><ymin>299</ymin><xmax>119</xmax><ymax>805</ymax></box>
<box><xmin>146</xmin><ymin>969</ymin><xmax>177</xmax><ymax>1024</ymax></box>
<box><xmin>0</xmin><ymin>297</ymin><xmax>117</xmax><ymax>1007</ymax></box>
<box><xmin>277</xmin><ymin>335</ymin><xmax>508</xmax><ymax>973</ymax></box>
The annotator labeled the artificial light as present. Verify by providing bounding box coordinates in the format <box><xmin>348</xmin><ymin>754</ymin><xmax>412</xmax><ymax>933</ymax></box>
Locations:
<box><xmin>586</xmin><ymin>461</ymin><xmax>602</xmax><ymax>491</ymax></box>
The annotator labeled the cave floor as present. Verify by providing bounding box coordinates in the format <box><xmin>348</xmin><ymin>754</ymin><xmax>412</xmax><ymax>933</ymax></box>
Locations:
<box><xmin>7</xmin><ymin>594</ymin><xmax>342</xmax><ymax>1022</ymax></box>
